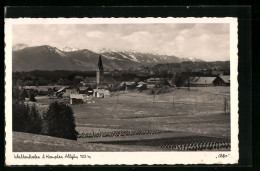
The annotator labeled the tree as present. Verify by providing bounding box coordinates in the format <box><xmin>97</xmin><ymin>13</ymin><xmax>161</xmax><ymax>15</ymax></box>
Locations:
<box><xmin>13</xmin><ymin>100</ymin><xmax>42</xmax><ymax>134</ymax></box>
<box><xmin>12</xmin><ymin>87</ymin><xmax>27</xmax><ymax>101</ymax></box>
<box><xmin>43</xmin><ymin>102</ymin><xmax>78</xmax><ymax>140</ymax></box>
<box><xmin>12</xmin><ymin>100</ymin><xmax>30</xmax><ymax>132</ymax></box>
<box><xmin>29</xmin><ymin>93</ymin><xmax>36</xmax><ymax>102</ymax></box>
<box><xmin>175</xmin><ymin>73</ymin><xmax>186</xmax><ymax>89</ymax></box>
<box><xmin>28</xmin><ymin>104</ymin><xmax>42</xmax><ymax>134</ymax></box>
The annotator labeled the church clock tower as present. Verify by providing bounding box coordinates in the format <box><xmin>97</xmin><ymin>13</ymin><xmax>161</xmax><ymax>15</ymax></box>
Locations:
<box><xmin>96</xmin><ymin>55</ymin><xmax>104</xmax><ymax>84</ymax></box>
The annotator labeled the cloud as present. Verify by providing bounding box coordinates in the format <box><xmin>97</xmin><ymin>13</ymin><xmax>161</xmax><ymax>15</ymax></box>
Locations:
<box><xmin>12</xmin><ymin>23</ymin><xmax>230</xmax><ymax>61</ymax></box>
<box><xmin>86</xmin><ymin>31</ymin><xmax>104</xmax><ymax>38</ymax></box>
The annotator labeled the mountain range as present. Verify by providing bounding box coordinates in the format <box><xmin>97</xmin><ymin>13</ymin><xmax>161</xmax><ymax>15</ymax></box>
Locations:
<box><xmin>12</xmin><ymin>44</ymin><xmax>204</xmax><ymax>71</ymax></box>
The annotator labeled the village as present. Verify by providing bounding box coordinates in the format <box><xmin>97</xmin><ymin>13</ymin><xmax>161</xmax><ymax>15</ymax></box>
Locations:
<box><xmin>19</xmin><ymin>55</ymin><xmax>230</xmax><ymax>106</ymax></box>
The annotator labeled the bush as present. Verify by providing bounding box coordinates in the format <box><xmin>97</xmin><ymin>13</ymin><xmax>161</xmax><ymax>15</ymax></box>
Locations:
<box><xmin>43</xmin><ymin>102</ymin><xmax>78</xmax><ymax>140</ymax></box>
<box><xmin>29</xmin><ymin>93</ymin><xmax>36</xmax><ymax>102</ymax></box>
<box><xmin>12</xmin><ymin>101</ymin><xmax>42</xmax><ymax>134</ymax></box>
<box><xmin>12</xmin><ymin>87</ymin><xmax>27</xmax><ymax>101</ymax></box>
<box><xmin>13</xmin><ymin>100</ymin><xmax>30</xmax><ymax>132</ymax></box>
<box><xmin>28</xmin><ymin>105</ymin><xmax>42</xmax><ymax>134</ymax></box>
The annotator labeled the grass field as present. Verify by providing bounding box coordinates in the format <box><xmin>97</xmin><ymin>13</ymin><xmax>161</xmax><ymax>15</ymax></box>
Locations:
<box><xmin>14</xmin><ymin>86</ymin><xmax>231</xmax><ymax>152</ymax></box>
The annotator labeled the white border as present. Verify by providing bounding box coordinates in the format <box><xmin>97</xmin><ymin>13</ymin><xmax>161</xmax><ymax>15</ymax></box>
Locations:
<box><xmin>5</xmin><ymin>17</ymin><xmax>238</xmax><ymax>165</ymax></box>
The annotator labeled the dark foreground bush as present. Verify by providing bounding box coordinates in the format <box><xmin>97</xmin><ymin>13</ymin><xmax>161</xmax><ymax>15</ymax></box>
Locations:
<box><xmin>43</xmin><ymin>102</ymin><xmax>78</xmax><ymax>140</ymax></box>
<box><xmin>12</xmin><ymin>101</ymin><xmax>42</xmax><ymax>134</ymax></box>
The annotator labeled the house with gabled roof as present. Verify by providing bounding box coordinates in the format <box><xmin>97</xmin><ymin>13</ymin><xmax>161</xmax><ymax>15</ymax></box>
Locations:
<box><xmin>213</xmin><ymin>75</ymin><xmax>230</xmax><ymax>86</ymax></box>
<box><xmin>189</xmin><ymin>76</ymin><xmax>217</xmax><ymax>87</ymax></box>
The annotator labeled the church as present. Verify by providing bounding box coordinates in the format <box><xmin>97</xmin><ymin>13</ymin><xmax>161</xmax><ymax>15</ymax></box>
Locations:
<box><xmin>81</xmin><ymin>55</ymin><xmax>116</xmax><ymax>89</ymax></box>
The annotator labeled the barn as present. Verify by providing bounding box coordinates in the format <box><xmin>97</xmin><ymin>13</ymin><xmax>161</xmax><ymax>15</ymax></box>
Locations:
<box><xmin>146</xmin><ymin>77</ymin><xmax>165</xmax><ymax>89</ymax></box>
<box><xmin>120</xmin><ymin>81</ymin><xmax>136</xmax><ymax>90</ymax></box>
<box><xmin>136</xmin><ymin>82</ymin><xmax>147</xmax><ymax>91</ymax></box>
<box><xmin>190</xmin><ymin>77</ymin><xmax>217</xmax><ymax>87</ymax></box>
<box><xmin>93</xmin><ymin>89</ymin><xmax>110</xmax><ymax>98</ymax></box>
<box><xmin>213</xmin><ymin>75</ymin><xmax>230</xmax><ymax>86</ymax></box>
<box><xmin>69</xmin><ymin>94</ymin><xmax>85</xmax><ymax>105</ymax></box>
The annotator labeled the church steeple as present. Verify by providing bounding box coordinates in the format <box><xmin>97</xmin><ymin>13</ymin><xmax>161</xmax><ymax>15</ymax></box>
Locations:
<box><xmin>96</xmin><ymin>55</ymin><xmax>104</xmax><ymax>84</ymax></box>
<box><xmin>97</xmin><ymin>55</ymin><xmax>104</xmax><ymax>73</ymax></box>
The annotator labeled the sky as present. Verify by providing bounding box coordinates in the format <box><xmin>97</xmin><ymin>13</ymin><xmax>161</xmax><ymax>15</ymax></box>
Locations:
<box><xmin>12</xmin><ymin>23</ymin><xmax>230</xmax><ymax>61</ymax></box>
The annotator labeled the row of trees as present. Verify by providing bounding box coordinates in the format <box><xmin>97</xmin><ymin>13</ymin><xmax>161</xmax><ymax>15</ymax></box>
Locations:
<box><xmin>12</xmin><ymin>88</ymin><xmax>78</xmax><ymax>140</ymax></box>
<box><xmin>13</xmin><ymin>87</ymin><xmax>36</xmax><ymax>102</ymax></box>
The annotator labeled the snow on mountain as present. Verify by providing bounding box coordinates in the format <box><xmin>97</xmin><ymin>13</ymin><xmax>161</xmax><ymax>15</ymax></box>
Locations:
<box><xmin>188</xmin><ymin>57</ymin><xmax>196</xmax><ymax>61</ymax></box>
<box><xmin>45</xmin><ymin>46</ymin><xmax>67</xmax><ymax>57</ymax></box>
<box><xmin>182</xmin><ymin>57</ymin><xmax>204</xmax><ymax>62</ymax></box>
<box><xmin>12</xmin><ymin>44</ymin><xmax>205</xmax><ymax>71</ymax></box>
<box><xmin>54</xmin><ymin>48</ymin><xmax>67</xmax><ymax>57</ymax></box>
<box><xmin>118</xmin><ymin>52</ymin><xmax>131</xmax><ymax>60</ymax></box>
<box><xmin>101</xmin><ymin>54</ymin><xmax>122</xmax><ymax>60</ymax></box>
<box><xmin>62</xmin><ymin>47</ymin><xmax>81</xmax><ymax>52</ymax></box>
<box><xmin>93</xmin><ymin>47</ymin><xmax>117</xmax><ymax>54</ymax></box>
<box><xmin>12</xmin><ymin>44</ymin><xmax>29</xmax><ymax>51</ymax></box>
<box><xmin>128</xmin><ymin>54</ymin><xmax>139</xmax><ymax>62</ymax></box>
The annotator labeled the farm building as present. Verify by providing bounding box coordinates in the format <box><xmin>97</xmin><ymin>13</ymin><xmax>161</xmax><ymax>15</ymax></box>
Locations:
<box><xmin>99</xmin><ymin>77</ymin><xmax>116</xmax><ymax>88</ymax></box>
<box><xmin>69</xmin><ymin>94</ymin><xmax>85</xmax><ymax>105</ymax></box>
<box><xmin>189</xmin><ymin>77</ymin><xmax>217</xmax><ymax>87</ymax></box>
<box><xmin>78</xmin><ymin>87</ymin><xmax>88</xmax><ymax>94</ymax></box>
<box><xmin>146</xmin><ymin>77</ymin><xmax>165</xmax><ymax>89</ymax></box>
<box><xmin>136</xmin><ymin>82</ymin><xmax>147</xmax><ymax>91</ymax></box>
<box><xmin>77</xmin><ymin>87</ymin><xmax>94</xmax><ymax>95</ymax></box>
<box><xmin>55</xmin><ymin>86</ymin><xmax>68</xmax><ymax>97</ymax></box>
<box><xmin>146</xmin><ymin>77</ymin><xmax>165</xmax><ymax>84</ymax></box>
<box><xmin>119</xmin><ymin>81</ymin><xmax>136</xmax><ymax>90</ymax></box>
<box><xmin>47</xmin><ymin>88</ymin><xmax>55</xmax><ymax>95</ymax></box>
<box><xmin>62</xmin><ymin>88</ymin><xmax>75</xmax><ymax>97</ymax></box>
<box><xmin>93</xmin><ymin>89</ymin><xmax>110</xmax><ymax>98</ymax></box>
<box><xmin>213</xmin><ymin>75</ymin><xmax>230</xmax><ymax>86</ymax></box>
<box><xmin>80</xmin><ymin>77</ymin><xmax>96</xmax><ymax>86</ymax></box>
<box><xmin>54</xmin><ymin>87</ymin><xmax>75</xmax><ymax>97</ymax></box>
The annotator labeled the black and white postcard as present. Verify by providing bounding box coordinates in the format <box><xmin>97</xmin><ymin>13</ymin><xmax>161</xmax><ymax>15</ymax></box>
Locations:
<box><xmin>5</xmin><ymin>17</ymin><xmax>238</xmax><ymax>165</ymax></box>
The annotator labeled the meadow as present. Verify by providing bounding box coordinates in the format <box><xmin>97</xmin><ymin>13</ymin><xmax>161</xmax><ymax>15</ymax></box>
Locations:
<box><xmin>13</xmin><ymin>86</ymin><xmax>231</xmax><ymax>152</ymax></box>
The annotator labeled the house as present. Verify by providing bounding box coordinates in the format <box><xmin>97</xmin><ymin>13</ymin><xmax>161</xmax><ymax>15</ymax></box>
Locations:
<box><xmin>56</xmin><ymin>87</ymin><xmax>74</xmax><ymax>98</ymax></box>
<box><xmin>47</xmin><ymin>88</ymin><xmax>55</xmax><ymax>95</ymax></box>
<box><xmin>64</xmin><ymin>88</ymin><xmax>74</xmax><ymax>96</ymax></box>
<box><xmin>100</xmin><ymin>77</ymin><xmax>116</xmax><ymax>88</ymax></box>
<box><xmin>136</xmin><ymin>82</ymin><xmax>147</xmax><ymax>91</ymax></box>
<box><xmin>80</xmin><ymin>77</ymin><xmax>96</xmax><ymax>86</ymax></box>
<box><xmin>55</xmin><ymin>86</ymin><xmax>68</xmax><ymax>97</ymax></box>
<box><xmin>146</xmin><ymin>77</ymin><xmax>164</xmax><ymax>84</ymax></box>
<box><xmin>69</xmin><ymin>94</ymin><xmax>85</xmax><ymax>105</ymax></box>
<box><xmin>93</xmin><ymin>89</ymin><xmax>110</xmax><ymax>98</ymax></box>
<box><xmin>146</xmin><ymin>77</ymin><xmax>165</xmax><ymax>89</ymax></box>
<box><xmin>189</xmin><ymin>77</ymin><xmax>217</xmax><ymax>87</ymax></box>
<box><xmin>213</xmin><ymin>75</ymin><xmax>230</xmax><ymax>86</ymax></box>
<box><xmin>119</xmin><ymin>81</ymin><xmax>136</xmax><ymax>90</ymax></box>
<box><xmin>86</xmin><ymin>87</ymin><xmax>94</xmax><ymax>96</ymax></box>
<box><xmin>78</xmin><ymin>87</ymin><xmax>88</xmax><ymax>94</ymax></box>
